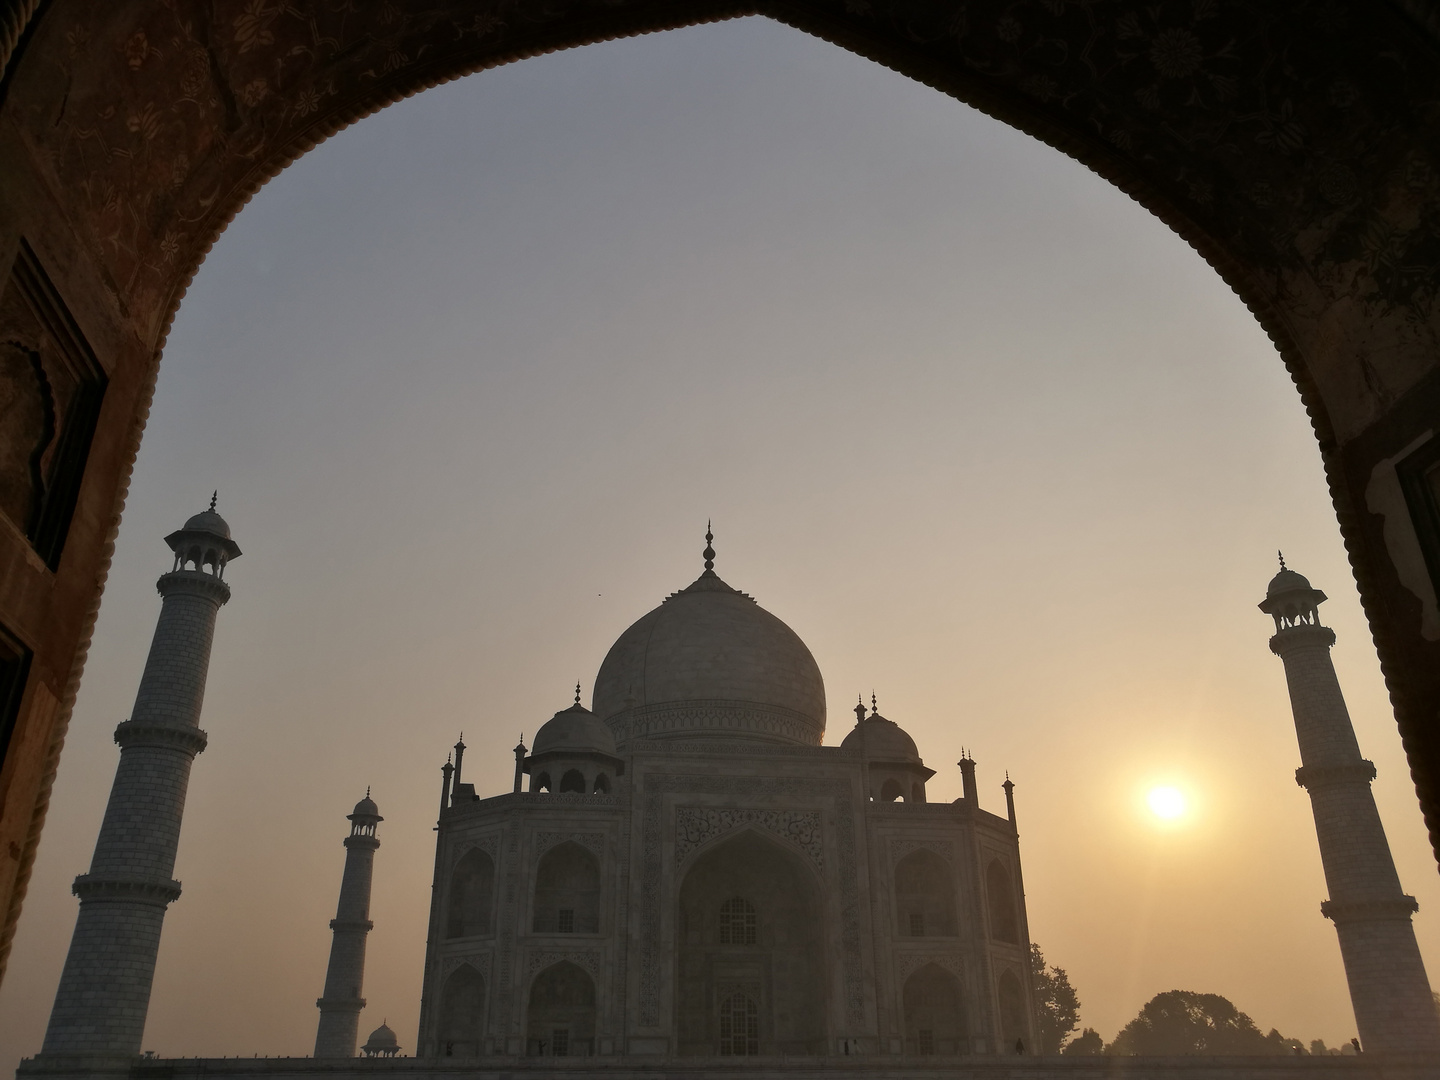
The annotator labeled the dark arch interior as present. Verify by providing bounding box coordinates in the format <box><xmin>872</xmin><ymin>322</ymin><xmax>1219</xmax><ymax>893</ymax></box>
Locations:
<box><xmin>894</xmin><ymin>849</ymin><xmax>958</xmax><ymax>937</ymax></box>
<box><xmin>676</xmin><ymin>830</ymin><xmax>826</xmax><ymax>1056</ymax></box>
<box><xmin>527</xmin><ymin>961</ymin><xmax>596</xmax><ymax>1057</ymax></box>
<box><xmin>903</xmin><ymin>963</ymin><xmax>966</xmax><ymax>1056</ymax></box>
<box><xmin>533</xmin><ymin>841</ymin><xmax>600</xmax><ymax>934</ymax></box>
<box><xmin>997</xmin><ymin>969</ymin><xmax>1026</xmax><ymax>1051</ymax></box>
<box><xmin>445</xmin><ymin>848</ymin><xmax>495</xmax><ymax>939</ymax></box>
<box><xmin>438</xmin><ymin>964</ymin><xmax>486</xmax><ymax>1057</ymax></box>
<box><xmin>986</xmin><ymin>860</ymin><xmax>1018</xmax><ymax>944</ymax></box>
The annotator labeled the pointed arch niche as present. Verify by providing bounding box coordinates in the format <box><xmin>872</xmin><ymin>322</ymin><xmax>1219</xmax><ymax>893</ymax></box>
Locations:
<box><xmin>676</xmin><ymin>829</ymin><xmax>826</xmax><ymax>1056</ymax></box>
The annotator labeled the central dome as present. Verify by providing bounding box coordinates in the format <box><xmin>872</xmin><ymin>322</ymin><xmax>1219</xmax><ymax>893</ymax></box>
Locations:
<box><xmin>592</xmin><ymin>569</ymin><xmax>826</xmax><ymax>747</ymax></box>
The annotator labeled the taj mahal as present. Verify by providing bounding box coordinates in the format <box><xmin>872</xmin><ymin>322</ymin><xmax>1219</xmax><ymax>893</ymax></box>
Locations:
<box><xmin>17</xmin><ymin>507</ymin><xmax>1440</xmax><ymax>1079</ymax></box>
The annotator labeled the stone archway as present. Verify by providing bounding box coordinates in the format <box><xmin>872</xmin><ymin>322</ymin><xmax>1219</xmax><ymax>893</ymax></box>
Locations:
<box><xmin>676</xmin><ymin>828</ymin><xmax>826</xmax><ymax>1055</ymax></box>
<box><xmin>1</xmin><ymin>1</ymin><xmax>1439</xmax><ymax>988</ymax></box>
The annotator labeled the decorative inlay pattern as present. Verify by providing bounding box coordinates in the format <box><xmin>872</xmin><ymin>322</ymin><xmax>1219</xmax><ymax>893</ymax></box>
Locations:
<box><xmin>639</xmin><ymin>775</ymin><xmax>863</xmax><ymax>1030</ymax></box>
<box><xmin>526</xmin><ymin>949</ymin><xmax>601</xmax><ymax>978</ymax></box>
<box><xmin>675</xmin><ymin>807</ymin><xmax>823</xmax><ymax>868</ymax></box>
<box><xmin>896</xmin><ymin>951</ymin><xmax>965</xmax><ymax>982</ymax></box>
<box><xmin>535</xmin><ymin>830</ymin><xmax>604</xmax><ymax>856</ymax></box>
<box><xmin>611</xmin><ymin>701</ymin><xmax>822</xmax><ymax>746</ymax></box>
<box><xmin>455</xmin><ymin>832</ymin><xmax>500</xmax><ymax>861</ymax></box>
<box><xmin>440</xmin><ymin>951</ymin><xmax>492</xmax><ymax>982</ymax></box>
<box><xmin>892</xmin><ymin>838</ymin><xmax>954</xmax><ymax>863</ymax></box>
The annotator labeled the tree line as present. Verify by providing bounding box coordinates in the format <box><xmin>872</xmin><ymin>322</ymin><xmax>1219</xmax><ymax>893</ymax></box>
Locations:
<box><xmin>1030</xmin><ymin>944</ymin><xmax>1365</xmax><ymax>1056</ymax></box>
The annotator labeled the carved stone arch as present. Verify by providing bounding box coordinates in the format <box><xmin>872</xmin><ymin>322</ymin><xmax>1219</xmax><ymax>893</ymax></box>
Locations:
<box><xmin>674</xmin><ymin>807</ymin><xmax>824</xmax><ymax>873</ymax></box>
<box><xmin>456</xmin><ymin>832</ymin><xmax>501</xmax><ymax>862</ymax></box>
<box><xmin>438</xmin><ymin>961</ymin><xmax>488</xmax><ymax>1057</ymax></box>
<box><xmin>892</xmin><ymin>838</ymin><xmax>954</xmax><ymax>864</ymax></box>
<box><xmin>535</xmin><ymin>831</ymin><xmax>605</xmax><ymax>858</ymax></box>
<box><xmin>896</xmin><ymin>950</ymin><xmax>964</xmax><ymax>983</ymax></box>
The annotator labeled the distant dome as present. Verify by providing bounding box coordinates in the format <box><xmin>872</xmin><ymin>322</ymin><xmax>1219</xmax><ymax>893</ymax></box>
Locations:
<box><xmin>533</xmin><ymin>702</ymin><xmax>617</xmax><ymax>757</ymax></box>
<box><xmin>362</xmin><ymin>1023</ymin><xmax>399</xmax><ymax>1056</ymax></box>
<box><xmin>182</xmin><ymin>508</ymin><xmax>231</xmax><ymax>539</ymax></box>
<box><xmin>593</xmin><ymin>570</ymin><xmax>825</xmax><ymax>747</ymax></box>
<box><xmin>350</xmin><ymin>794</ymin><xmax>380</xmax><ymax>819</ymax></box>
<box><xmin>1266</xmin><ymin>568</ymin><xmax>1313</xmax><ymax>597</ymax></box>
<box><xmin>841</xmin><ymin>712</ymin><xmax>919</xmax><ymax>760</ymax></box>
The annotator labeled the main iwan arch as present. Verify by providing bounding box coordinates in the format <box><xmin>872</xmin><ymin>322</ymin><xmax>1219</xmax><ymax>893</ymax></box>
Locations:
<box><xmin>0</xmin><ymin>0</ymin><xmax>1439</xmax><ymax>998</ymax></box>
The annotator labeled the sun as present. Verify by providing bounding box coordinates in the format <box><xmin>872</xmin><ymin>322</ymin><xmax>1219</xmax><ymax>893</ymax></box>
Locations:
<box><xmin>1147</xmin><ymin>785</ymin><xmax>1187</xmax><ymax>820</ymax></box>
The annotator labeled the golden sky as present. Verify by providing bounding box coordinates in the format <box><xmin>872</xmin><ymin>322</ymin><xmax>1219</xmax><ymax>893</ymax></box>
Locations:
<box><xmin>1</xmin><ymin>15</ymin><xmax>1435</xmax><ymax>1066</ymax></box>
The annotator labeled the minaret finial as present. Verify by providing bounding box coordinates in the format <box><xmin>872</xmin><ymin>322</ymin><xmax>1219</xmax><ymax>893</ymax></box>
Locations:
<box><xmin>575</xmin><ymin>682</ymin><xmax>582</xmax><ymax>706</ymax></box>
<box><xmin>871</xmin><ymin>691</ymin><xmax>878</xmax><ymax>715</ymax></box>
<box><xmin>1278</xmin><ymin>550</ymin><xmax>1287</xmax><ymax>571</ymax></box>
<box><xmin>366</xmin><ymin>785</ymin><xmax>370</xmax><ymax>798</ymax></box>
<box><xmin>703</xmin><ymin>521</ymin><xmax>715</xmax><ymax>572</ymax></box>
<box><xmin>209</xmin><ymin>490</ymin><xmax>217</xmax><ymax>512</ymax></box>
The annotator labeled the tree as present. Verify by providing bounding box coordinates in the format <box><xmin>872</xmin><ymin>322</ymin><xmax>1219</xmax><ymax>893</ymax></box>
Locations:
<box><xmin>1108</xmin><ymin>991</ymin><xmax>1290</xmax><ymax>1055</ymax></box>
<box><xmin>1030</xmin><ymin>944</ymin><xmax>1081</xmax><ymax>1054</ymax></box>
<box><xmin>1064</xmin><ymin>1028</ymin><xmax>1104</xmax><ymax>1055</ymax></box>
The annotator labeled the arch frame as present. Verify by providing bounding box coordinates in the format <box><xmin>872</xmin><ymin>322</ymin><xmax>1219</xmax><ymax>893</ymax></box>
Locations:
<box><xmin>0</xmin><ymin>0</ymin><xmax>1439</xmax><ymax>988</ymax></box>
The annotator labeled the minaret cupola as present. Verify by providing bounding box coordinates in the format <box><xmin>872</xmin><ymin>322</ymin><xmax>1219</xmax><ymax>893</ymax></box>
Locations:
<box><xmin>164</xmin><ymin>492</ymin><xmax>241</xmax><ymax>577</ymax></box>
<box><xmin>1258</xmin><ymin>553</ymin><xmax>1328</xmax><ymax>632</ymax></box>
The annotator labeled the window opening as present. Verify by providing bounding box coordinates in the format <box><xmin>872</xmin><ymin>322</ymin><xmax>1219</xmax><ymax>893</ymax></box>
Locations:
<box><xmin>552</xmin><ymin>1028</ymin><xmax>569</xmax><ymax>1057</ymax></box>
<box><xmin>719</xmin><ymin>994</ymin><xmax>759</xmax><ymax>1056</ymax></box>
<box><xmin>918</xmin><ymin>1029</ymin><xmax>935</xmax><ymax>1055</ymax></box>
<box><xmin>909</xmin><ymin>912</ymin><xmax>925</xmax><ymax>937</ymax></box>
<box><xmin>718</xmin><ymin>896</ymin><xmax>756</xmax><ymax>945</ymax></box>
<box><xmin>558</xmin><ymin>908</ymin><xmax>575</xmax><ymax>933</ymax></box>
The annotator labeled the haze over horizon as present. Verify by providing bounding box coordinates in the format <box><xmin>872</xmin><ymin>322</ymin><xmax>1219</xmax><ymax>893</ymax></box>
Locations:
<box><xmin>0</xmin><ymin>15</ymin><xmax>1435</xmax><ymax>1069</ymax></box>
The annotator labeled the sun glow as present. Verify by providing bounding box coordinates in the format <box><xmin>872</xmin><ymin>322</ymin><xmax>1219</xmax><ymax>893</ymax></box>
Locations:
<box><xmin>1147</xmin><ymin>785</ymin><xmax>1187</xmax><ymax>820</ymax></box>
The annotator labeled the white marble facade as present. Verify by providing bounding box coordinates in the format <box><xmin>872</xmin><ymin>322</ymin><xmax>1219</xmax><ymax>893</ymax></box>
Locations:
<box><xmin>417</xmin><ymin>554</ymin><xmax>1035</xmax><ymax>1060</ymax></box>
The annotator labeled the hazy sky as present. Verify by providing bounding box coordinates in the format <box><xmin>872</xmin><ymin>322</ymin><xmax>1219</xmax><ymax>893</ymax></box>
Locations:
<box><xmin>2</xmin><ymin>15</ymin><xmax>1436</xmax><ymax>1066</ymax></box>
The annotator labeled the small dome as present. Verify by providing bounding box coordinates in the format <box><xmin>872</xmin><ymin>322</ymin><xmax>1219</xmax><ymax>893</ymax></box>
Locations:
<box><xmin>1266</xmin><ymin>568</ymin><xmax>1313</xmax><ymax>597</ymax></box>
<box><xmin>351</xmin><ymin>794</ymin><xmax>380</xmax><ymax>819</ymax></box>
<box><xmin>593</xmin><ymin>570</ymin><xmax>826</xmax><ymax>746</ymax></box>
<box><xmin>841</xmin><ymin>712</ymin><xmax>919</xmax><ymax>760</ymax></box>
<box><xmin>363</xmin><ymin>1023</ymin><xmax>399</xmax><ymax>1051</ymax></box>
<box><xmin>182</xmin><ymin>508</ymin><xmax>232</xmax><ymax>539</ymax></box>
<box><xmin>533</xmin><ymin>703</ymin><xmax>617</xmax><ymax>757</ymax></box>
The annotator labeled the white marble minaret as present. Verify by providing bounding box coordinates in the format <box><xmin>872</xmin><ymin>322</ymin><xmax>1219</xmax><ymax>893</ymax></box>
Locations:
<box><xmin>42</xmin><ymin>499</ymin><xmax>239</xmax><ymax>1057</ymax></box>
<box><xmin>314</xmin><ymin>793</ymin><xmax>382</xmax><ymax>1058</ymax></box>
<box><xmin>1261</xmin><ymin>557</ymin><xmax>1440</xmax><ymax>1056</ymax></box>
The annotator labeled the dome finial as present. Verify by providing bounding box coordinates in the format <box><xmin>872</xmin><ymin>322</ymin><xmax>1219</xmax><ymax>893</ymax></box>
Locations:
<box><xmin>575</xmin><ymin>682</ymin><xmax>582</xmax><ymax>706</ymax></box>
<box><xmin>209</xmin><ymin>490</ymin><xmax>217</xmax><ymax>512</ymax></box>
<box><xmin>1278</xmin><ymin>549</ymin><xmax>1287</xmax><ymax>571</ymax></box>
<box><xmin>871</xmin><ymin>691</ymin><xmax>878</xmax><ymax>715</ymax></box>
<box><xmin>703</xmin><ymin>521</ymin><xmax>715</xmax><ymax>572</ymax></box>
<box><xmin>365</xmin><ymin>785</ymin><xmax>370</xmax><ymax>798</ymax></box>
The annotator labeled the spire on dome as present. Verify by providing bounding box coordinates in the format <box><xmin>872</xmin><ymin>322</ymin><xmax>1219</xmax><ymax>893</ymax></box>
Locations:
<box><xmin>703</xmin><ymin>522</ymin><xmax>715</xmax><ymax>573</ymax></box>
<box><xmin>871</xmin><ymin>691</ymin><xmax>878</xmax><ymax>715</ymax></box>
<box><xmin>1278</xmin><ymin>550</ymin><xmax>1287</xmax><ymax>571</ymax></box>
<box><xmin>575</xmin><ymin>682</ymin><xmax>582</xmax><ymax>706</ymax></box>
<box><xmin>209</xmin><ymin>490</ymin><xmax>218</xmax><ymax>512</ymax></box>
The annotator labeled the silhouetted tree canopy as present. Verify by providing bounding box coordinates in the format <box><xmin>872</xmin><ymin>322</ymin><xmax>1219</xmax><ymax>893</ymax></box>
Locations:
<box><xmin>1108</xmin><ymin>991</ymin><xmax>1294</xmax><ymax>1055</ymax></box>
<box><xmin>1030</xmin><ymin>944</ymin><xmax>1081</xmax><ymax>1054</ymax></box>
<box><xmin>1064</xmin><ymin>1028</ymin><xmax>1104</xmax><ymax>1055</ymax></box>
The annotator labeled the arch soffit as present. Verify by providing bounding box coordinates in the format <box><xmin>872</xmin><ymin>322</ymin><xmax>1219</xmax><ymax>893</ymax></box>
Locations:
<box><xmin>10</xmin><ymin>0</ymin><xmax>1437</xmax><ymax>453</ymax></box>
<box><xmin>675</xmin><ymin>818</ymin><xmax>825</xmax><ymax>882</ymax></box>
